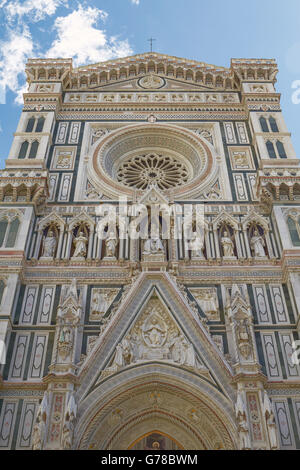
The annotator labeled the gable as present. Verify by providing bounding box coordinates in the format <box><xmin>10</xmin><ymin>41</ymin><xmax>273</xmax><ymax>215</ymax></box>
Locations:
<box><xmin>76</xmin><ymin>272</ymin><xmax>235</xmax><ymax>402</ymax></box>
<box><xmin>65</xmin><ymin>52</ymin><xmax>236</xmax><ymax>91</ymax></box>
<box><xmin>87</xmin><ymin>75</ymin><xmax>223</xmax><ymax>92</ymax></box>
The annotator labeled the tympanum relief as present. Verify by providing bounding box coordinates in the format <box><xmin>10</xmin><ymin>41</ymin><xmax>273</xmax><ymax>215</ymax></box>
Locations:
<box><xmin>101</xmin><ymin>296</ymin><xmax>203</xmax><ymax>378</ymax></box>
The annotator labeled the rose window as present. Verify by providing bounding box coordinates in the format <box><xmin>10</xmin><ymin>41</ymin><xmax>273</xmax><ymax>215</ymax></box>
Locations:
<box><xmin>117</xmin><ymin>153</ymin><xmax>189</xmax><ymax>190</ymax></box>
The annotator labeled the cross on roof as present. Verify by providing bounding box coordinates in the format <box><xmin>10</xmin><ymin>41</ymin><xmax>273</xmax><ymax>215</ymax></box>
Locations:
<box><xmin>147</xmin><ymin>37</ymin><xmax>156</xmax><ymax>52</ymax></box>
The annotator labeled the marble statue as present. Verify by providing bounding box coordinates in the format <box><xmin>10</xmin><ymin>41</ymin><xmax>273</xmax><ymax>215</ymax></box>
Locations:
<box><xmin>221</xmin><ymin>231</ymin><xmax>235</xmax><ymax>257</ymax></box>
<box><xmin>235</xmin><ymin>392</ymin><xmax>251</xmax><ymax>450</ymax></box>
<box><xmin>105</xmin><ymin>231</ymin><xmax>118</xmax><ymax>258</ymax></box>
<box><xmin>189</xmin><ymin>232</ymin><xmax>205</xmax><ymax>258</ymax></box>
<box><xmin>263</xmin><ymin>391</ymin><xmax>278</xmax><ymax>449</ymax></box>
<box><xmin>62</xmin><ymin>394</ymin><xmax>77</xmax><ymax>450</ymax></box>
<box><xmin>170</xmin><ymin>333</ymin><xmax>186</xmax><ymax>364</ymax></box>
<box><xmin>41</xmin><ymin>230</ymin><xmax>56</xmax><ymax>258</ymax></box>
<box><xmin>32</xmin><ymin>393</ymin><xmax>48</xmax><ymax>450</ymax></box>
<box><xmin>112</xmin><ymin>337</ymin><xmax>133</xmax><ymax>368</ymax></box>
<box><xmin>91</xmin><ymin>291</ymin><xmax>109</xmax><ymax>316</ymax></box>
<box><xmin>73</xmin><ymin>231</ymin><xmax>88</xmax><ymax>258</ymax></box>
<box><xmin>201</xmin><ymin>291</ymin><xmax>218</xmax><ymax>316</ymax></box>
<box><xmin>184</xmin><ymin>341</ymin><xmax>196</xmax><ymax>367</ymax></box>
<box><xmin>143</xmin><ymin>236</ymin><xmax>164</xmax><ymax>255</ymax></box>
<box><xmin>250</xmin><ymin>230</ymin><xmax>266</xmax><ymax>257</ymax></box>
<box><xmin>60</xmin><ymin>326</ymin><xmax>73</xmax><ymax>346</ymax></box>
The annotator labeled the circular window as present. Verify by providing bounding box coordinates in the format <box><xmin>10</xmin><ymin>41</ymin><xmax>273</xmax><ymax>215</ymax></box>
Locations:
<box><xmin>117</xmin><ymin>153</ymin><xmax>189</xmax><ymax>190</ymax></box>
<box><xmin>89</xmin><ymin>124</ymin><xmax>217</xmax><ymax>199</ymax></box>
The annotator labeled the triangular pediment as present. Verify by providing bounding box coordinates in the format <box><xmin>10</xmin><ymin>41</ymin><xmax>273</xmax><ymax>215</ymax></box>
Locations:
<box><xmin>74</xmin><ymin>52</ymin><xmax>230</xmax><ymax>74</ymax></box>
<box><xmin>88</xmin><ymin>75</ymin><xmax>221</xmax><ymax>92</ymax></box>
<box><xmin>137</xmin><ymin>185</ymin><xmax>169</xmax><ymax>206</ymax></box>
<box><xmin>65</xmin><ymin>52</ymin><xmax>236</xmax><ymax>91</ymax></box>
<box><xmin>97</xmin><ymin>288</ymin><xmax>207</xmax><ymax>383</ymax></box>
<box><xmin>76</xmin><ymin>272</ymin><xmax>235</xmax><ymax>402</ymax></box>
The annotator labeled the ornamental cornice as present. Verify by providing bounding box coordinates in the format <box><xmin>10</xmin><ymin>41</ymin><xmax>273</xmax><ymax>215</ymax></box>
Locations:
<box><xmin>56</xmin><ymin>111</ymin><xmax>248</xmax><ymax>121</ymax></box>
<box><xmin>247</xmin><ymin>104</ymin><xmax>281</xmax><ymax>111</ymax></box>
<box><xmin>0</xmin><ymin>169</ymin><xmax>49</xmax><ymax>207</ymax></box>
<box><xmin>60</xmin><ymin>102</ymin><xmax>245</xmax><ymax>112</ymax></box>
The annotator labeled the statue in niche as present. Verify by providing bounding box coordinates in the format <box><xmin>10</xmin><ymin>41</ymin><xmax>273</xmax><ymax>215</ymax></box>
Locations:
<box><xmin>263</xmin><ymin>391</ymin><xmax>278</xmax><ymax>449</ymax></box>
<box><xmin>236</xmin><ymin>320</ymin><xmax>252</xmax><ymax>360</ymax></box>
<box><xmin>72</xmin><ymin>231</ymin><xmax>88</xmax><ymax>258</ymax></box>
<box><xmin>105</xmin><ymin>231</ymin><xmax>118</xmax><ymax>258</ymax></box>
<box><xmin>143</xmin><ymin>236</ymin><xmax>164</xmax><ymax>255</ymax></box>
<box><xmin>41</xmin><ymin>229</ymin><xmax>57</xmax><ymax>258</ymax></box>
<box><xmin>32</xmin><ymin>417</ymin><xmax>45</xmax><ymax>450</ymax></box>
<box><xmin>62</xmin><ymin>394</ymin><xmax>77</xmax><ymax>450</ymax></box>
<box><xmin>236</xmin><ymin>411</ymin><xmax>251</xmax><ymax>450</ymax></box>
<box><xmin>32</xmin><ymin>394</ymin><xmax>48</xmax><ymax>450</ymax></box>
<box><xmin>235</xmin><ymin>393</ymin><xmax>251</xmax><ymax>450</ymax></box>
<box><xmin>250</xmin><ymin>230</ymin><xmax>267</xmax><ymax>258</ymax></box>
<box><xmin>266</xmin><ymin>409</ymin><xmax>278</xmax><ymax>449</ymax></box>
<box><xmin>221</xmin><ymin>230</ymin><xmax>235</xmax><ymax>258</ymax></box>
<box><xmin>59</xmin><ymin>325</ymin><xmax>73</xmax><ymax>348</ymax></box>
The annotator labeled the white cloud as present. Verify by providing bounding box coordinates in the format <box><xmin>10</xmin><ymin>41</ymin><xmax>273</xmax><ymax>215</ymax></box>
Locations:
<box><xmin>3</xmin><ymin>0</ymin><xmax>67</xmax><ymax>22</ymax></box>
<box><xmin>46</xmin><ymin>5</ymin><xmax>133</xmax><ymax>66</ymax></box>
<box><xmin>0</xmin><ymin>26</ymin><xmax>34</xmax><ymax>104</ymax></box>
<box><xmin>131</xmin><ymin>0</ymin><xmax>140</xmax><ymax>4</ymax></box>
<box><xmin>0</xmin><ymin>4</ymin><xmax>133</xmax><ymax>104</ymax></box>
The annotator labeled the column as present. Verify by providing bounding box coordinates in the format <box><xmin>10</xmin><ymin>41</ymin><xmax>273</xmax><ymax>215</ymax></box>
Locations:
<box><xmin>34</xmin><ymin>230</ymin><xmax>43</xmax><ymax>259</ymax></box>
<box><xmin>56</xmin><ymin>229</ymin><xmax>64</xmax><ymax>259</ymax></box>
<box><xmin>213</xmin><ymin>229</ymin><xmax>221</xmax><ymax>259</ymax></box>
<box><xmin>64</xmin><ymin>231</ymin><xmax>72</xmax><ymax>260</ymax></box>
<box><xmin>242</xmin><ymin>229</ymin><xmax>252</xmax><ymax>258</ymax></box>
<box><xmin>87</xmin><ymin>229</ymin><xmax>94</xmax><ymax>260</ymax></box>
<box><xmin>234</xmin><ymin>230</ymin><xmax>243</xmax><ymax>259</ymax></box>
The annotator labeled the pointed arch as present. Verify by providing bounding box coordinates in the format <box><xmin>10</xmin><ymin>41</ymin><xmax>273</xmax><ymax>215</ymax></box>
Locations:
<box><xmin>68</xmin><ymin>211</ymin><xmax>95</xmax><ymax>232</ymax></box>
<box><xmin>212</xmin><ymin>210</ymin><xmax>239</xmax><ymax>231</ymax></box>
<box><xmin>38</xmin><ymin>211</ymin><xmax>65</xmax><ymax>231</ymax></box>
<box><xmin>76</xmin><ymin>273</ymin><xmax>234</xmax><ymax>403</ymax></box>
<box><xmin>74</xmin><ymin>364</ymin><xmax>237</xmax><ymax>450</ymax></box>
<box><xmin>241</xmin><ymin>210</ymin><xmax>269</xmax><ymax>232</ymax></box>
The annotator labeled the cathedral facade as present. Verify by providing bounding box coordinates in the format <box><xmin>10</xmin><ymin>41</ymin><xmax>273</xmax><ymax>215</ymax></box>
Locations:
<box><xmin>0</xmin><ymin>52</ymin><xmax>300</xmax><ymax>450</ymax></box>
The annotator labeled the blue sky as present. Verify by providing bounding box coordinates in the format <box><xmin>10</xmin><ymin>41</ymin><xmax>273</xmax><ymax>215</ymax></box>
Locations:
<box><xmin>1</xmin><ymin>0</ymin><xmax>300</xmax><ymax>168</ymax></box>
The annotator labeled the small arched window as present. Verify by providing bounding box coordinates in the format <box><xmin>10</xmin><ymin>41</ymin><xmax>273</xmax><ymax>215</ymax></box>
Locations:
<box><xmin>35</xmin><ymin>117</ymin><xmax>45</xmax><ymax>132</ymax></box>
<box><xmin>269</xmin><ymin>117</ymin><xmax>279</xmax><ymax>132</ymax></box>
<box><xmin>0</xmin><ymin>220</ymin><xmax>8</xmax><ymax>246</ymax></box>
<box><xmin>266</xmin><ymin>141</ymin><xmax>276</xmax><ymax>159</ymax></box>
<box><xmin>260</xmin><ymin>116</ymin><xmax>269</xmax><ymax>132</ymax></box>
<box><xmin>287</xmin><ymin>217</ymin><xmax>300</xmax><ymax>246</ymax></box>
<box><xmin>276</xmin><ymin>141</ymin><xmax>287</xmax><ymax>158</ymax></box>
<box><xmin>18</xmin><ymin>141</ymin><xmax>29</xmax><ymax>159</ymax></box>
<box><xmin>5</xmin><ymin>218</ymin><xmax>20</xmax><ymax>247</ymax></box>
<box><xmin>0</xmin><ymin>279</ymin><xmax>5</xmax><ymax>305</ymax></box>
<box><xmin>25</xmin><ymin>117</ymin><xmax>35</xmax><ymax>133</ymax></box>
<box><xmin>28</xmin><ymin>141</ymin><xmax>39</xmax><ymax>159</ymax></box>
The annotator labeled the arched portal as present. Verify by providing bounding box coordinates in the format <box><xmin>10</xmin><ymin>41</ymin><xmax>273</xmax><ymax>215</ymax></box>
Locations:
<box><xmin>74</xmin><ymin>363</ymin><xmax>238</xmax><ymax>450</ymax></box>
<box><xmin>128</xmin><ymin>431</ymin><xmax>183</xmax><ymax>450</ymax></box>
